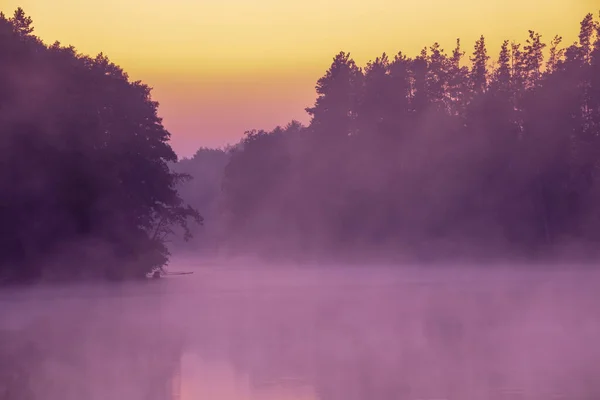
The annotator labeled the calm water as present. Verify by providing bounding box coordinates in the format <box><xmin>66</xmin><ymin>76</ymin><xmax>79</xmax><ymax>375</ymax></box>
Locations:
<box><xmin>1</xmin><ymin>262</ymin><xmax>599</xmax><ymax>400</ymax></box>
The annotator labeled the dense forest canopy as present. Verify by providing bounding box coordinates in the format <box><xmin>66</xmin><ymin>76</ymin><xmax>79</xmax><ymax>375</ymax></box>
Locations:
<box><xmin>0</xmin><ymin>9</ymin><xmax>200</xmax><ymax>283</ymax></box>
<box><xmin>175</xmin><ymin>12</ymin><xmax>600</xmax><ymax>263</ymax></box>
<box><xmin>2</xmin><ymin>7</ymin><xmax>600</xmax><ymax>283</ymax></box>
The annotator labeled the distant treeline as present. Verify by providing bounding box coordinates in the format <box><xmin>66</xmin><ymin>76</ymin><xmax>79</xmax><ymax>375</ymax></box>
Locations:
<box><xmin>0</xmin><ymin>9</ymin><xmax>200</xmax><ymax>283</ymax></box>
<box><xmin>173</xmin><ymin>12</ymin><xmax>600</xmax><ymax>263</ymax></box>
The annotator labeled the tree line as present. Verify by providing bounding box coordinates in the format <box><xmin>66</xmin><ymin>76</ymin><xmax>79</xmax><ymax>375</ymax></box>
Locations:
<box><xmin>2</xmin><ymin>8</ymin><xmax>600</xmax><ymax>283</ymax></box>
<box><xmin>174</xmin><ymin>12</ymin><xmax>600</xmax><ymax>264</ymax></box>
<box><xmin>0</xmin><ymin>9</ymin><xmax>200</xmax><ymax>283</ymax></box>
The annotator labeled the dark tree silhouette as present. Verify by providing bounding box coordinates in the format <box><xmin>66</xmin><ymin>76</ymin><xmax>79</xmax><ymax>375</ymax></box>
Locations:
<box><xmin>9</xmin><ymin>7</ymin><xmax>599</xmax><ymax>267</ymax></box>
<box><xmin>193</xmin><ymin>11</ymin><xmax>600</xmax><ymax>263</ymax></box>
<box><xmin>0</xmin><ymin>9</ymin><xmax>200</xmax><ymax>283</ymax></box>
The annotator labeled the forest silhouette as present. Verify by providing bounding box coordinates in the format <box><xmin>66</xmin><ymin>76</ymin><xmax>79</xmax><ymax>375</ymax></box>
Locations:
<box><xmin>2</xmin><ymin>8</ymin><xmax>600</xmax><ymax>283</ymax></box>
<box><xmin>174</xmin><ymin>12</ymin><xmax>600</xmax><ymax>264</ymax></box>
<box><xmin>0</xmin><ymin>9</ymin><xmax>200</xmax><ymax>283</ymax></box>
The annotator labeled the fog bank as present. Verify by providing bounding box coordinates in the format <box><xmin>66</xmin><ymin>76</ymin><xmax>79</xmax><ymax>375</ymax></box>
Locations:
<box><xmin>1</xmin><ymin>263</ymin><xmax>599</xmax><ymax>399</ymax></box>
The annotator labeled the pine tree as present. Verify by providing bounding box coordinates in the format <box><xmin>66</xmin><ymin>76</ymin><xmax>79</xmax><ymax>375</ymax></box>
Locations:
<box><xmin>523</xmin><ymin>30</ymin><xmax>546</xmax><ymax>87</ymax></box>
<box><xmin>410</xmin><ymin>47</ymin><xmax>429</xmax><ymax>114</ymax></box>
<box><xmin>546</xmin><ymin>35</ymin><xmax>565</xmax><ymax>74</ymax></box>
<box><xmin>493</xmin><ymin>40</ymin><xmax>511</xmax><ymax>91</ymax></box>
<box><xmin>305</xmin><ymin>51</ymin><xmax>363</xmax><ymax>139</ymax></box>
<box><xmin>359</xmin><ymin>53</ymin><xmax>390</xmax><ymax>135</ymax></box>
<box><xmin>578</xmin><ymin>13</ymin><xmax>596</xmax><ymax>62</ymax></box>
<box><xmin>470</xmin><ymin>35</ymin><xmax>489</xmax><ymax>93</ymax></box>
<box><xmin>426</xmin><ymin>42</ymin><xmax>448</xmax><ymax>109</ymax></box>
<box><xmin>386</xmin><ymin>52</ymin><xmax>413</xmax><ymax>129</ymax></box>
<box><xmin>446</xmin><ymin>38</ymin><xmax>469</xmax><ymax>116</ymax></box>
<box><xmin>388</xmin><ymin>52</ymin><xmax>412</xmax><ymax>114</ymax></box>
<box><xmin>9</xmin><ymin>7</ymin><xmax>33</xmax><ymax>35</ymax></box>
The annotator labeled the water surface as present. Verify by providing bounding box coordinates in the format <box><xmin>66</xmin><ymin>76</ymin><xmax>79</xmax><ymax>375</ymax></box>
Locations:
<box><xmin>1</xmin><ymin>263</ymin><xmax>599</xmax><ymax>400</ymax></box>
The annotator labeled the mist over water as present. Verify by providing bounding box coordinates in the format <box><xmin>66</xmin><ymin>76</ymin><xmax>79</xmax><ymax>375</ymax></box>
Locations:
<box><xmin>3</xmin><ymin>6</ymin><xmax>600</xmax><ymax>400</ymax></box>
<box><xmin>2</xmin><ymin>261</ymin><xmax>599</xmax><ymax>400</ymax></box>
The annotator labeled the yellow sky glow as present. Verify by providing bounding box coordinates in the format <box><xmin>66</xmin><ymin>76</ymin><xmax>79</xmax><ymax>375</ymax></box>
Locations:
<box><xmin>3</xmin><ymin>0</ymin><xmax>598</xmax><ymax>156</ymax></box>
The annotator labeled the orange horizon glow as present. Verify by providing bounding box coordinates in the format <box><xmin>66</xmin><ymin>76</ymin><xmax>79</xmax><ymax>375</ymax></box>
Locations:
<box><xmin>3</xmin><ymin>0</ymin><xmax>598</xmax><ymax>157</ymax></box>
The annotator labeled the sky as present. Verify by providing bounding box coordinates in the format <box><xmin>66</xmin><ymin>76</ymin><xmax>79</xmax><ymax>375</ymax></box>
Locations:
<box><xmin>2</xmin><ymin>0</ymin><xmax>598</xmax><ymax>158</ymax></box>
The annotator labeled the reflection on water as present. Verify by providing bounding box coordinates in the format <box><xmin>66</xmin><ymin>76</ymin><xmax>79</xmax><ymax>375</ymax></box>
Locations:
<box><xmin>179</xmin><ymin>353</ymin><xmax>317</xmax><ymax>400</ymax></box>
<box><xmin>1</xmin><ymin>265</ymin><xmax>600</xmax><ymax>400</ymax></box>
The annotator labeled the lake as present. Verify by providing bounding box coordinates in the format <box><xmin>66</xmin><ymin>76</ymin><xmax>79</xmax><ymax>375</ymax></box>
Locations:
<box><xmin>1</xmin><ymin>261</ymin><xmax>599</xmax><ymax>400</ymax></box>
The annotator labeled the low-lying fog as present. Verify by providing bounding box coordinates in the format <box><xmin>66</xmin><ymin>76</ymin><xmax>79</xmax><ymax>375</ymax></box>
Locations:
<box><xmin>1</xmin><ymin>260</ymin><xmax>600</xmax><ymax>400</ymax></box>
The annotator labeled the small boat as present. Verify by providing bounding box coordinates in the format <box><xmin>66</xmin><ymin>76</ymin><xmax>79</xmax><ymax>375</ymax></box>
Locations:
<box><xmin>146</xmin><ymin>268</ymin><xmax>194</xmax><ymax>279</ymax></box>
<box><xmin>163</xmin><ymin>271</ymin><xmax>194</xmax><ymax>276</ymax></box>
